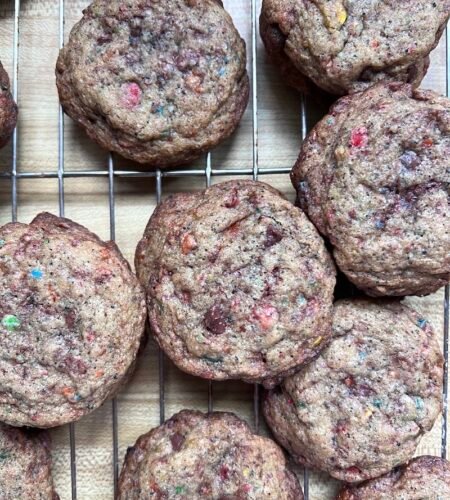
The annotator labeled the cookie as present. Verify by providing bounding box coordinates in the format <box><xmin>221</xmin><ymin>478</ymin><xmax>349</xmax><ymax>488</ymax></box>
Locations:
<box><xmin>0</xmin><ymin>422</ymin><xmax>58</xmax><ymax>499</ymax></box>
<box><xmin>0</xmin><ymin>212</ymin><xmax>146</xmax><ymax>428</ymax></box>
<box><xmin>260</xmin><ymin>0</ymin><xmax>449</xmax><ymax>95</ymax></box>
<box><xmin>117</xmin><ymin>409</ymin><xmax>303</xmax><ymax>499</ymax></box>
<box><xmin>135</xmin><ymin>180</ymin><xmax>336</xmax><ymax>388</ymax></box>
<box><xmin>291</xmin><ymin>83</ymin><xmax>450</xmax><ymax>297</ymax></box>
<box><xmin>337</xmin><ymin>456</ymin><xmax>450</xmax><ymax>500</ymax></box>
<box><xmin>56</xmin><ymin>0</ymin><xmax>249</xmax><ymax>168</ymax></box>
<box><xmin>0</xmin><ymin>62</ymin><xmax>17</xmax><ymax>149</ymax></box>
<box><xmin>263</xmin><ymin>299</ymin><xmax>443</xmax><ymax>483</ymax></box>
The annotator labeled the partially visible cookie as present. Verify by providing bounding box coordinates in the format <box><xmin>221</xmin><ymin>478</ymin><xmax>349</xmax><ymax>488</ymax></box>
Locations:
<box><xmin>56</xmin><ymin>0</ymin><xmax>249</xmax><ymax>168</ymax></box>
<box><xmin>291</xmin><ymin>83</ymin><xmax>450</xmax><ymax>297</ymax></box>
<box><xmin>135</xmin><ymin>180</ymin><xmax>336</xmax><ymax>388</ymax></box>
<box><xmin>0</xmin><ymin>62</ymin><xmax>17</xmax><ymax>148</ymax></box>
<box><xmin>263</xmin><ymin>299</ymin><xmax>443</xmax><ymax>483</ymax></box>
<box><xmin>260</xmin><ymin>0</ymin><xmax>449</xmax><ymax>95</ymax></box>
<box><xmin>337</xmin><ymin>456</ymin><xmax>450</xmax><ymax>500</ymax></box>
<box><xmin>0</xmin><ymin>423</ymin><xmax>58</xmax><ymax>499</ymax></box>
<box><xmin>117</xmin><ymin>409</ymin><xmax>303</xmax><ymax>499</ymax></box>
<box><xmin>0</xmin><ymin>212</ymin><xmax>146</xmax><ymax>428</ymax></box>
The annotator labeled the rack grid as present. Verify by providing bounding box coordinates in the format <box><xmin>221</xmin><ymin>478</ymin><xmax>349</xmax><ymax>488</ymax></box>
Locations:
<box><xmin>1</xmin><ymin>1</ymin><xmax>449</xmax><ymax>499</ymax></box>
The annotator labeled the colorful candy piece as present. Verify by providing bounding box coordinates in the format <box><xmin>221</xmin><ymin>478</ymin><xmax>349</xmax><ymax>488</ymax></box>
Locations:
<box><xmin>30</xmin><ymin>268</ymin><xmax>43</xmax><ymax>280</ymax></box>
<box><xmin>1</xmin><ymin>314</ymin><xmax>20</xmax><ymax>331</ymax></box>
<box><xmin>350</xmin><ymin>127</ymin><xmax>368</xmax><ymax>148</ymax></box>
<box><xmin>121</xmin><ymin>82</ymin><xmax>142</xmax><ymax>108</ymax></box>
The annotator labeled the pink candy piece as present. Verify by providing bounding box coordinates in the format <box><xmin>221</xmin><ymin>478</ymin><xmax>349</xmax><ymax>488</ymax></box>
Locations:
<box><xmin>121</xmin><ymin>82</ymin><xmax>142</xmax><ymax>108</ymax></box>
<box><xmin>252</xmin><ymin>304</ymin><xmax>279</xmax><ymax>330</ymax></box>
<box><xmin>350</xmin><ymin>127</ymin><xmax>368</xmax><ymax>148</ymax></box>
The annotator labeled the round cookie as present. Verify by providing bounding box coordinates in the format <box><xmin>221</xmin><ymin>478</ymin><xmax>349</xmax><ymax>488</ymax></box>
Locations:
<box><xmin>0</xmin><ymin>423</ymin><xmax>58</xmax><ymax>499</ymax></box>
<box><xmin>337</xmin><ymin>456</ymin><xmax>450</xmax><ymax>500</ymax></box>
<box><xmin>291</xmin><ymin>83</ymin><xmax>450</xmax><ymax>297</ymax></box>
<box><xmin>260</xmin><ymin>0</ymin><xmax>449</xmax><ymax>95</ymax></box>
<box><xmin>263</xmin><ymin>299</ymin><xmax>443</xmax><ymax>483</ymax></box>
<box><xmin>135</xmin><ymin>180</ymin><xmax>336</xmax><ymax>388</ymax></box>
<box><xmin>0</xmin><ymin>62</ymin><xmax>17</xmax><ymax>149</ymax></box>
<box><xmin>0</xmin><ymin>212</ymin><xmax>146</xmax><ymax>428</ymax></box>
<box><xmin>117</xmin><ymin>409</ymin><xmax>303</xmax><ymax>499</ymax></box>
<box><xmin>56</xmin><ymin>0</ymin><xmax>249</xmax><ymax>168</ymax></box>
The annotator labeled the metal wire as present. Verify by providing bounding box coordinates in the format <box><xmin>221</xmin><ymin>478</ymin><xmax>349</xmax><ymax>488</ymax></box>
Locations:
<box><xmin>442</xmin><ymin>24</ymin><xmax>450</xmax><ymax>460</ymax></box>
<box><xmin>3</xmin><ymin>1</ymin><xmax>448</xmax><ymax>498</ymax></box>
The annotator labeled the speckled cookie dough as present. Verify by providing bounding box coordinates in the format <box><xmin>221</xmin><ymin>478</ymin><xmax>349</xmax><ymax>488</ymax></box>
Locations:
<box><xmin>135</xmin><ymin>180</ymin><xmax>336</xmax><ymax>388</ymax></box>
<box><xmin>291</xmin><ymin>83</ymin><xmax>450</xmax><ymax>297</ymax></box>
<box><xmin>337</xmin><ymin>456</ymin><xmax>450</xmax><ymax>499</ymax></box>
<box><xmin>260</xmin><ymin>0</ymin><xmax>449</xmax><ymax>95</ymax></box>
<box><xmin>0</xmin><ymin>212</ymin><xmax>146</xmax><ymax>428</ymax></box>
<box><xmin>0</xmin><ymin>62</ymin><xmax>17</xmax><ymax>149</ymax></box>
<box><xmin>56</xmin><ymin>0</ymin><xmax>249</xmax><ymax>168</ymax></box>
<box><xmin>264</xmin><ymin>299</ymin><xmax>443</xmax><ymax>483</ymax></box>
<box><xmin>0</xmin><ymin>423</ymin><xmax>58</xmax><ymax>499</ymax></box>
<box><xmin>117</xmin><ymin>410</ymin><xmax>303</xmax><ymax>499</ymax></box>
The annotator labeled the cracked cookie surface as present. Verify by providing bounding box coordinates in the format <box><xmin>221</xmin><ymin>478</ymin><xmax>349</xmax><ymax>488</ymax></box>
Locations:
<box><xmin>264</xmin><ymin>299</ymin><xmax>443</xmax><ymax>483</ymax></box>
<box><xmin>117</xmin><ymin>410</ymin><xmax>303</xmax><ymax>499</ymax></box>
<box><xmin>260</xmin><ymin>0</ymin><xmax>449</xmax><ymax>95</ymax></box>
<box><xmin>291</xmin><ymin>83</ymin><xmax>450</xmax><ymax>296</ymax></box>
<box><xmin>56</xmin><ymin>0</ymin><xmax>249</xmax><ymax>167</ymax></box>
<box><xmin>135</xmin><ymin>180</ymin><xmax>335</xmax><ymax>387</ymax></box>
<box><xmin>0</xmin><ymin>213</ymin><xmax>146</xmax><ymax>427</ymax></box>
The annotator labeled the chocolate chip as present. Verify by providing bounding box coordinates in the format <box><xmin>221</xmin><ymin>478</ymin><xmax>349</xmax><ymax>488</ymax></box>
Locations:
<box><xmin>399</xmin><ymin>150</ymin><xmax>420</xmax><ymax>169</ymax></box>
<box><xmin>203</xmin><ymin>304</ymin><xmax>228</xmax><ymax>335</ymax></box>
<box><xmin>264</xmin><ymin>225</ymin><xmax>283</xmax><ymax>248</ymax></box>
<box><xmin>170</xmin><ymin>432</ymin><xmax>185</xmax><ymax>451</ymax></box>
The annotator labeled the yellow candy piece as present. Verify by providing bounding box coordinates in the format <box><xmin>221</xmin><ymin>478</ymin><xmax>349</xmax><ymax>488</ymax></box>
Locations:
<box><xmin>312</xmin><ymin>336</ymin><xmax>323</xmax><ymax>347</ymax></box>
<box><xmin>337</xmin><ymin>8</ymin><xmax>347</xmax><ymax>25</ymax></box>
<box><xmin>243</xmin><ymin>468</ymin><xmax>250</xmax><ymax>478</ymax></box>
<box><xmin>363</xmin><ymin>408</ymin><xmax>373</xmax><ymax>420</ymax></box>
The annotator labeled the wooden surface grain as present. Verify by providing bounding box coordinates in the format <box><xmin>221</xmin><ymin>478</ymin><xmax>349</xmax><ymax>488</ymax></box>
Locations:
<box><xmin>0</xmin><ymin>1</ymin><xmax>448</xmax><ymax>498</ymax></box>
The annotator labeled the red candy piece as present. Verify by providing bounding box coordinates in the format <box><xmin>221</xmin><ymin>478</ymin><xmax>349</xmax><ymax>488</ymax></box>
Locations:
<box><xmin>220</xmin><ymin>465</ymin><xmax>230</xmax><ymax>480</ymax></box>
<box><xmin>121</xmin><ymin>82</ymin><xmax>142</xmax><ymax>108</ymax></box>
<box><xmin>350</xmin><ymin>127</ymin><xmax>368</xmax><ymax>148</ymax></box>
<box><xmin>252</xmin><ymin>304</ymin><xmax>279</xmax><ymax>330</ymax></box>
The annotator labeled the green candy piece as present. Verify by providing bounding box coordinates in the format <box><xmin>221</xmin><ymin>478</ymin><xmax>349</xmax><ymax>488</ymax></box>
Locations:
<box><xmin>0</xmin><ymin>239</ymin><xmax>5</xmax><ymax>248</ymax></box>
<box><xmin>2</xmin><ymin>315</ymin><xmax>21</xmax><ymax>331</ymax></box>
<box><xmin>175</xmin><ymin>486</ymin><xmax>185</xmax><ymax>495</ymax></box>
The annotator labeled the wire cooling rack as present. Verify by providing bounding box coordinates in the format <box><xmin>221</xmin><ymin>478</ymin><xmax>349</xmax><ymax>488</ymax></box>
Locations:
<box><xmin>0</xmin><ymin>1</ymin><xmax>449</xmax><ymax>498</ymax></box>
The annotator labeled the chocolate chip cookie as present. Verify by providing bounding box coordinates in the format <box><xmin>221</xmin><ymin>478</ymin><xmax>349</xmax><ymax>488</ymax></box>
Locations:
<box><xmin>0</xmin><ymin>62</ymin><xmax>17</xmax><ymax>149</ymax></box>
<box><xmin>264</xmin><ymin>299</ymin><xmax>443</xmax><ymax>483</ymax></box>
<box><xmin>135</xmin><ymin>180</ymin><xmax>336</xmax><ymax>388</ymax></box>
<box><xmin>0</xmin><ymin>212</ymin><xmax>146</xmax><ymax>428</ymax></box>
<box><xmin>260</xmin><ymin>0</ymin><xmax>449</xmax><ymax>95</ymax></box>
<box><xmin>0</xmin><ymin>422</ymin><xmax>58</xmax><ymax>499</ymax></box>
<box><xmin>56</xmin><ymin>0</ymin><xmax>249</xmax><ymax>168</ymax></box>
<box><xmin>337</xmin><ymin>456</ymin><xmax>450</xmax><ymax>499</ymax></box>
<box><xmin>117</xmin><ymin>410</ymin><xmax>303</xmax><ymax>499</ymax></box>
<box><xmin>291</xmin><ymin>83</ymin><xmax>450</xmax><ymax>296</ymax></box>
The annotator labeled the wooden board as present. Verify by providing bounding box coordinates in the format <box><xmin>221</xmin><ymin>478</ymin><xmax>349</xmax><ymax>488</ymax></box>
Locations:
<box><xmin>0</xmin><ymin>1</ymin><xmax>448</xmax><ymax>498</ymax></box>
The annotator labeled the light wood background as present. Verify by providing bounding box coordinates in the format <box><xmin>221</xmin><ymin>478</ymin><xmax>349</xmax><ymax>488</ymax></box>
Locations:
<box><xmin>0</xmin><ymin>1</ymin><xmax>448</xmax><ymax>498</ymax></box>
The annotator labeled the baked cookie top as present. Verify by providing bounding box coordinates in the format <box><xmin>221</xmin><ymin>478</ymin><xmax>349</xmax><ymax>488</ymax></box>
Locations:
<box><xmin>264</xmin><ymin>299</ymin><xmax>443</xmax><ymax>483</ymax></box>
<box><xmin>0</xmin><ymin>62</ymin><xmax>17</xmax><ymax>149</ymax></box>
<box><xmin>0</xmin><ymin>423</ymin><xmax>58</xmax><ymax>500</ymax></box>
<box><xmin>135</xmin><ymin>180</ymin><xmax>335</xmax><ymax>387</ymax></box>
<box><xmin>337</xmin><ymin>456</ymin><xmax>450</xmax><ymax>500</ymax></box>
<box><xmin>291</xmin><ymin>83</ymin><xmax>450</xmax><ymax>296</ymax></box>
<box><xmin>117</xmin><ymin>410</ymin><xmax>303</xmax><ymax>500</ymax></box>
<box><xmin>56</xmin><ymin>0</ymin><xmax>249</xmax><ymax>167</ymax></box>
<box><xmin>260</xmin><ymin>0</ymin><xmax>449</xmax><ymax>95</ymax></box>
<box><xmin>0</xmin><ymin>213</ymin><xmax>146</xmax><ymax>427</ymax></box>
